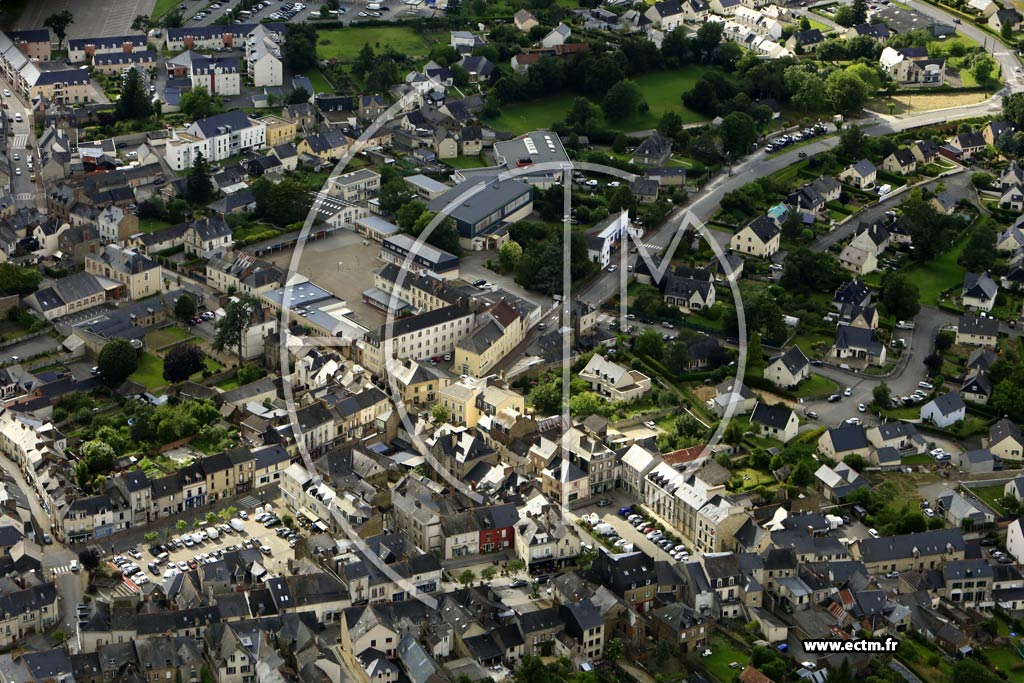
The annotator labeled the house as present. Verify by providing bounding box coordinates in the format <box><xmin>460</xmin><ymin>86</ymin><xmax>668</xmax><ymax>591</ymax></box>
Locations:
<box><xmin>663</xmin><ymin>271</ymin><xmax>716</xmax><ymax>313</ymax></box>
<box><xmin>960</xmin><ymin>372</ymin><xmax>992</xmax><ymax>404</ymax></box>
<box><xmin>514</xmin><ymin>9</ymin><xmax>540</xmax><ymax>31</ymax></box>
<box><xmin>84</xmin><ymin>245</ymin><xmax>162</xmax><ymax>301</ymax></box>
<box><xmin>785</xmin><ymin>28</ymin><xmax>825</xmax><ymax>52</ymax></box>
<box><xmin>710</xmin><ymin>0</ymin><xmax>742</xmax><ymax>14</ymax></box>
<box><xmin>682</xmin><ymin>0</ymin><xmax>712</xmax><ymax>22</ymax></box>
<box><xmin>644</xmin><ymin>0</ymin><xmax>689</xmax><ymax>30</ymax></box>
<box><xmin>984</xmin><ymin>120</ymin><xmax>1014</xmax><ymax>146</ymax></box>
<box><xmin>579</xmin><ymin>354</ymin><xmax>652</xmax><ymax>402</ymax></box>
<box><xmin>988</xmin><ymin>7</ymin><xmax>1021</xmax><ymax>32</ymax></box>
<box><xmin>998</xmin><ymin>185</ymin><xmax>1024</xmax><ymax>211</ymax></box>
<box><xmin>183</xmin><ymin>216</ymin><xmax>232</xmax><ymax>258</ymax></box>
<box><xmin>817</xmin><ymin>423</ymin><xmax>870</xmax><ymax>460</ymax></box>
<box><xmin>631</xmin><ymin>132</ymin><xmax>673</xmax><ymax>166</ymax></box>
<box><xmin>931</xmin><ymin>189</ymin><xmax>959</xmax><ymax>215</ymax></box>
<box><xmin>962</xmin><ymin>272</ymin><xmax>998</xmax><ymax>312</ymax></box>
<box><xmin>883</xmin><ymin>149</ymin><xmax>918</xmax><ymax>175</ymax></box>
<box><xmin>764</xmin><ymin>346</ymin><xmax>810</xmax><ymax>389</ymax></box>
<box><xmin>839</xmin><ymin>243</ymin><xmax>878</xmax><ymax>275</ymax></box>
<box><xmin>1008</xmin><ymin>518</ymin><xmax>1024</xmax><ymax>564</ymax></box>
<box><xmin>968</xmin><ymin>0</ymin><xmax>999</xmax><ymax>17</ymax></box>
<box><xmin>845</xmin><ymin>22</ymin><xmax>891</xmax><ymax>40</ymax></box>
<box><xmin>750</xmin><ymin>401</ymin><xmax>799</xmax><ymax>443</ymax></box>
<box><xmin>838</xmin><ymin>303</ymin><xmax>878</xmax><ymax>329</ymax></box>
<box><xmin>966</xmin><ymin>346</ymin><xmax>997</xmax><ymax>374</ymax></box>
<box><xmin>948</xmin><ymin>130</ymin><xmax>987</xmax><ymax>159</ymax></box>
<box><xmin>729</xmin><ymin>215</ymin><xmax>781</xmax><ymax>258</ymax></box>
<box><xmin>921</xmin><ymin>391</ymin><xmax>966</xmax><ymax>428</ymax></box>
<box><xmin>953</xmin><ymin>448</ymin><xmax>994</xmax><ymax>473</ymax></box>
<box><xmin>246</xmin><ymin>24</ymin><xmax>283</xmax><ymax>87</ymax></box>
<box><xmin>814</xmin><ymin>462</ymin><xmax>869</xmax><ymax>502</ymax></box>
<box><xmin>164</xmin><ymin>110</ymin><xmax>266</xmax><ymax>171</ymax></box>
<box><xmin>712</xmin><ymin>380</ymin><xmax>758</xmax><ymax>417</ymax></box>
<box><xmin>454</xmin><ymin>302</ymin><xmax>526</xmax><ymax>377</ymax></box>
<box><xmin>989</xmin><ymin>418</ymin><xmax>1024</xmax><ymax>462</ymax></box>
<box><xmin>879</xmin><ymin>47</ymin><xmax>945</xmax><ymax>84</ymax></box>
<box><xmin>831</xmin><ymin>326</ymin><xmax>886</xmax><ymax>366</ymax></box>
<box><xmin>839</xmin><ymin>159</ymin><xmax>877</xmax><ymax>189</ymax></box>
<box><xmin>457</xmin><ymin>55</ymin><xmax>495</xmax><ymax>83</ymax></box>
<box><xmin>541</xmin><ymin>23</ymin><xmax>572</xmax><ymax>47</ymax></box>
<box><xmin>955</xmin><ymin>314</ymin><xmax>998</xmax><ymax>347</ymax></box>
<box><xmin>866</xmin><ymin>421</ymin><xmax>927</xmax><ymax>455</ymax></box>
<box><xmin>997</xmin><ymin>223</ymin><xmax>1024</xmax><ymax>252</ymax></box>
<box><xmin>911</xmin><ymin>139</ymin><xmax>940</xmax><ymax>164</ymax></box>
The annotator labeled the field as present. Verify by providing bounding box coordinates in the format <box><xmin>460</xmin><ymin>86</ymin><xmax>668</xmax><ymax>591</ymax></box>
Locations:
<box><xmin>151</xmin><ymin>0</ymin><xmax>178</xmax><ymax>19</ymax></box>
<box><xmin>129</xmin><ymin>352</ymin><xmax>166</xmax><ymax>391</ymax></box>
<box><xmin>792</xmin><ymin>374</ymin><xmax>838</xmax><ymax>399</ymax></box>
<box><xmin>973</xmin><ymin>484</ymin><xmax>1012</xmax><ymax>515</ymax></box>
<box><xmin>316</xmin><ymin>27</ymin><xmax>430</xmax><ymax>61</ymax></box>
<box><xmin>137</xmin><ymin>217</ymin><xmax>174</xmax><ymax>234</ymax></box>
<box><xmin>145</xmin><ymin>326</ymin><xmax>191</xmax><ymax>350</ymax></box>
<box><xmin>302</xmin><ymin>68</ymin><xmax>335</xmax><ymax>95</ymax></box>
<box><xmin>873</xmin><ymin>91</ymin><xmax>990</xmax><ymax>115</ymax></box>
<box><xmin>701</xmin><ymin>635</ymin><xmax>750</xmax><ymax>683</ymax></box>
<box><xmin>445</xmin><ymin>154</ymin><xmax>491</xmax><ymax>169</ymax></box>
<box><xmin>491</xmin><ymin>67</ymin><xmax>709</xmax><ymax>134</ymax></box>
<box><xmin>902</xmin><ymin>236</ymin><xmax>967</xmax><ymax>305</ymax></box>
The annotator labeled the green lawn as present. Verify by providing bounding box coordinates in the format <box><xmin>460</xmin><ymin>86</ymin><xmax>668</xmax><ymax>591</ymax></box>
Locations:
<box><xmin>902</xmin><ymin>236</ymin><xmax>967</xmax><ymax>306</ymax></box>
<box><xmin>902</xmin><ymin>453</ymin><xmax>934</xmax><ymax>466</ymax></box>
<box><xmin>316</xmin><ymin>27</ymin><xmax>429</xmax><ymax>61</ymax></box>
<box><xmin>446</xmin><ymin>154</ymin><xmax>491</xmax><ymax>169</ymax></box>
<box><xmin>146</xmin><ymin>326</ymin><xmax>191</xmax><ymax>350</ymax></box>
<box><xmin>151</xmin><ymin>0</ymin><xmax>179</xmax><ymax>19</ymax></box>
<box><xmin>137</xmin><ymin>217</ymin><xmax>173</xmax><ymax>234</ymax></box>
<box><xmin>302</xmin><ymin>68</ymin><xmax>335</xmax><ymax>95</ymax></box>
<box><xmin>129</xmin><ymin>352</ymin><xmax>166</xmax><ymax>391</ymax></box>
<box><xmin>985</xmin><ymin>646</ymin><xmax>1024</xmax><ymax>679</ymax></box>
<box><xmin>792</xmin><ymin>374</ymin><xmax>838</xmax><ymax>399</ymax></box>
<box><xmin>973</xmin><ymin>484</ymin><xmax>1012</xmax><ymax>515</ymax></box>
<box><xmin>491</xmin><ymin>66</ymin><xmax>710</xmax><ymax>134</ymax></box>
<box><xmin>702</xmin><ymin>636</ymin><xmax>750</xmax><ymax>683</ymax></box>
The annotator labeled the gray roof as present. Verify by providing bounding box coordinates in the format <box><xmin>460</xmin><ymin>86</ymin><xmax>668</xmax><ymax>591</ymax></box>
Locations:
<box><xmin>926</xmin><ymin>391</ymin><xmax>965</xmax><ymax>417</ymax></box>
<box><xmin>849</xmin><ymin>158</ymin><xmax>876</xmax><ymax>177</ymax></box>
<box><xmin>769</xmin><ymin>346</ymin><xmax>808</xmax><ymax>375</ymax></box>
<box><xmin>958</xmin><ymin>313</ymin><xmax>998</xmax><ymax>336</ymax></box>
<box><xmin>835</xmin><ymin>325</ymin><xmax>882</xmax><ymax>355</ymax></box>
<box><xmin>827</xmin><ymin>423</ymin><xmax>869</xmax><ymax>453</ymax></box>
<box><xmin>751</xmin><ymin>402</ymin><xmax>793</xmax><ymax>430</ymax></box>
<box><xmin>858</xmin><ymin>529</ymin><xmax>965</xmax><ymax>564</ymax></box>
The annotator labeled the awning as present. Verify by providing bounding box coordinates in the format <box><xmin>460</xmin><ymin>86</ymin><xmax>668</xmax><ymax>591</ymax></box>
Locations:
<box><xmin>298</xmin><ymin>507</ymin><xmax>317</xmax><ymax>522</ymax></box>
<box><xmin>313</xmin><ymin>520</ymin><xmax>328</xmax><ymax>532</ymax></box>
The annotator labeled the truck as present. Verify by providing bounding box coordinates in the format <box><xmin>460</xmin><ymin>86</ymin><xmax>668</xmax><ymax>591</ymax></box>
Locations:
<box><xmin>367</xmin><ymin>2</ymin><xmax>382</xmax><ymax>8</ymax></box>
<box><xmin>593</xmin><ymin>523</ymin><xmax>615</xmax><ymax>536</ymax></box>
<box><xmin>230</xmin><ymin>518</ymin><xmax>245</xmax><ymax>533</ymax></box>
<box><xmin>824</xmin><ymin>514</ymin><xmax>844</xmax><ymax>530</ymax></box>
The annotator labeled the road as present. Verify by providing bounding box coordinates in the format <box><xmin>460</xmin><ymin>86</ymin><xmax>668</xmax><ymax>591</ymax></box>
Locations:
<box><xmin>3</xmin><ymin>87</ymin><xmax>41</xmax><ymax>209</ymax></box>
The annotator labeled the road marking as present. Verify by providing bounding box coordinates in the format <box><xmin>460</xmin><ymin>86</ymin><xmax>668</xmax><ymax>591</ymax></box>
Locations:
<box><xmin>14</xmin><ymin>193</ymin><xmax>33</xmax><ymax>201</ymax></box>
<box><xmin>12</xmin><ymin>134</ymin><xmax>27</xmax><ymax>147</ymax></box>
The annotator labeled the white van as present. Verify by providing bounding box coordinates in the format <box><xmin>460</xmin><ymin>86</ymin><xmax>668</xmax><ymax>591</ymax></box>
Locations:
<box><xmin>206</xmin><ymin>526</ymin><xmax>220</xmax><ymax>540</ymax></box>
<box><xmin>878</xmin><ymin>184</ymin><xmax>892</xmax><ymax>197</ymax></box>
<box><xmin>230</xmin><ymin>518</ymin><xmax>245</xmax><ymax>532</ymax></box>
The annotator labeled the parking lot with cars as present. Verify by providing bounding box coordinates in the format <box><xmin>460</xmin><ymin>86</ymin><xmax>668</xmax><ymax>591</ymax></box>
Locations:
<box><xmin>104</xmin><ymin>503</ymin><xmax>302</xmax><ymax>590</ymax></box>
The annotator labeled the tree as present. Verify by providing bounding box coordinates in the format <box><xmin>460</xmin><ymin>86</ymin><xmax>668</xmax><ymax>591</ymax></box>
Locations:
<box><xmin>834</xmin><ymin>5</ymin><xmax>855</xmax><ymax>25</ymax></box>
<box><xmin>180</xmin><ymin>85</ymin><xmax>215</xmax><ymax>120</ymax></box>
<box><xmin>480</xmin><ymin>566</ymin><xmax>497</xmax><ymax>582</ymax></box>
<box><xmin>569</xmin><ymin>391</ymin><xmax>605</xmax><ymax>417</ymax></box>
<box><xmin>843</xmin><ymin>453</ymin><xmax>867</xmax><ymax>472</ymax></box>
<box><xmin>117</xmin><ymin>64</ymin><xmax>153</xmax><ymax>120</ymax></box>
<box><xmin>44</xmin><ymin>10</ymin><xmax>74</xmax><ymax>48</ymax></box>
<box><xmin>98</xmin><ymin>338</ymin><xmax>139</xmax><ymax>385</ymax></box>
<box><xmin>923</xmin><ymin>353</ymin><xmax>943</xmax><ymax>376</ymax></box>
<box><xmin>431</xmin><ymin>403</ymin><xmax>449</xmax><ymax>423</ymax></box>
<box><xmin>396</xmin><ymin>200</ymin><xmax>426</xmax><ymax>230</ymax></box>
<box><xmin>174</xmin><ymin>293</ymin><xmax>197</xmax><ymax>322</ymax></box>
<box><xmin>951</xmin><ymin>659</ymin><xmax>1001</xmax><ymax>683</ymax></box>
<box><xmin>566</xmin><ymin>96</ymin><xmax>598</xmax><ymax>129</ymax></box>
<box><xmin>780</xmin><ymin>249</ymin><xmax>846</xmax><ymax>294</ymax></box>
<box><xmin>1004</xmin><ymin>92</ymin><xmax>1024</xmax><ymax>130</ymax></box>
<box><xmin>286</xmin><ymin>87</ymin><xmax>311</xmax><ymax>105</ymax></box>
<box><xmin>176</xmin><ymin>520</ymin><xmax>189</xmax><ymax>533</ymax></box>
<box><xmin>186</xmin><ymin>150</ymin><xmax>214</xmax><ymax>204</ymax></box>
<box><xmin>0</xmin><ymin>263</ymin><xmax>42</xmax><ymax>295</ymax></box>
<box><xmin>872</xmin><ymin>382</ymin><xmax>891</xmax><ymax>408</ymax></box>
<box><xmin>720</xmin><ymin>111</ymin><xmax>758</xmax><ymax>158</ymax></box>
<box><xmin>163</xmin><ymin>344</ymin><xmax>206</xmax><ymax>382</ymax></box>
<box><xmin>971</xmin><ymin>55</ymin><xmax>996</xmax><ymax>87</ymax></box>
<box><xmin>576</xmin><ymin>547</ymin><xmax>599</xmax><ymax>570</ymax></box>
<box><xmin>206</xmin><ymin>512</ymin><xmax>218</xmax><ymax>524</ymax></box>
<box><xmin>605</xmin><ymin>638</ymin><xmax>625</xmax><ymax>665</ymax></box>
<box><xmin>78</xmin><ymin>548</ymin><xmax>101</xmax><ymax>571</ymax></box>
<box><xmin>250</xmin><ymin>177</ymin><xmax>311</xmax><ymax>227</ymax></box>
<box><xmin>880</xmin><ymin>272</ymin><xmax>920</xmax><ymax>320</ymax></box>
<box><xmin>825</xmin><ymin>70</ymin><xmax>870</xmax><ymax>114</ymax></box>
<box><xmin>851</xmin><ymin>0</ymin><xmax>867</xmax><ymax>24</ymax></box>
<box><xmin>499</xmin><ymin>240</ymin><xmax>523</xmax><ymax>271</ymax></box>
<box><xmin>353</xmin><ymin>43</ymin><xmax>376</xmax><ymax>79</ymax></box>
<box><xmin>213</xmin><ymin>295</ymin><xmax>261</xmax><ymax>367</ymax></box>
<box><xmin>457</xmin><ymin>569</ymin><xmax>476</xmax><ymax>587</ymax></box>
<box><xmin>161</xmin><ymin>9</ymin><xmax>184</xmax><ymax>27</ymax></box>
<box><xmin>602</xmin><ymin>79</ymin><xmax>643</xmax><ymax>121</ymax></box>
<box><xmin>508</xmin><ymin>559</ymin><xmax>525</xmax><ymax>574</ymax></box>
<box><xmin>959</xmin><ymin>221</ymin><xmax>997</xmax><ymax>273</ymax></box>
<box><xmin>282</xmin><ymin>514</ymin><xmax>294</xmax><ymax>528</ymax></box>
<box><xmin>379</xmin><ymin>177</ymin><xmax>413</xmax><ymax>214</ymax></box>
<box><xmin>282</xmin><ymin>23</ymin><xmax>318</xmax><ymax>72</ymax></box>
<box><xmin>634</xmin><ymin>329</ymin><xmax>665</xmax><ymax>359</ymax></box>
<box><xmin>131</xmin><ymin>14</ymin><xmax>152</xmax><ymax>32</ymax></box>
<box><xmin>612</xmin><ymin>132</ymin><xmax>628</xmax><ymax>154</ymax></box>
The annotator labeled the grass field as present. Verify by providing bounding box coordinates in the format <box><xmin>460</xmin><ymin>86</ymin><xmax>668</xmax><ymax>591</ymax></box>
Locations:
<box><xmin>973</xmin><ymin>484</ymin><xmax>1012</xmax><ymax>515</ymax></box>
<box><xmin>151</xmin><ymin>0</ymin><xmax>179</xmax><ymax>19</ymax></box>
<box><xmin>902</xmin><ymin>236</ymin><xmax>967</xmax><ymax>305</ymax></box>
<box><xmin>491</xmin><ymin>67</ymin><xmax>709</xmax><ymax>134</ymax></box>
<box><xmin>793</xmin><ymin>374</ymin><xmax>838</xmax><ymax>399</ymax></box>
<box><xmin>873</xmin><ymin>90</ymin><xmax>990</xmax><ymax>115</ymax></box>
<box><xmin>302</xmin><ymin>68</ymin><xmax>335</xmax><ymax>95</ymax></box>
<box><xmin>129</xmin><ymin>352</ymin><xmax>166</xmax><ymax>391</ymax></box>
<box><xmin>146</xmin><ymin>326</ymin><xmax>191</xmax><ymax>350</ymax></box>
<box><xmin>316</xmin><ymin>27</ymin><xmax>429</xmax><ymax>61</ymax></box>
<box><xmin>702</xmin><ymin>635</ymin><xmax>750</xmax><ymax>683</ymax></box>
<box><xmin>902</xmin><ymin>453</ymin><xmax>934</xmax><ymax>466</ymax></box>
<box><xmin>137</xmin><ymin>217</ymin><xmax>174</xmax><ymax>234</ymax></box>
<box><xmin>446</xmin><ymin>154</ymin><xmax>491</xmax><ymax>169</ymax></box>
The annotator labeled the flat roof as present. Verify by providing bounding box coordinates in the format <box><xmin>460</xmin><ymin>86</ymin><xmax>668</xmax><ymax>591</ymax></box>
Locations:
<box><xmin>263</xmin><ymin>281</ymin><xmax>333</xmax><ymax>310</ymax></box>
<box><xmin>355</xmin><ymin>216</ymin><xmax>401</xmax><ymax>236</ymax></box>
<box><xmin>384</xmin><ymin>233</ymin><xmax>459</xmax><ymax>269</ymax></box>
<box><xmin>405</xmin><ymin>174</ymin><xmax>450</xmax><ymax>193</ymax></box>
<box><xmin>493</xmin><ymin>131</ymin><xmax>569</xmax><ymax>168</ymax></box>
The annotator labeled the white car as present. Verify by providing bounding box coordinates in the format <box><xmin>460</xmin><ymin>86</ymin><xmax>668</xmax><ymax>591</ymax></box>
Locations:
<box><xmin>585</xmin><ymin>179</ymin><xmax>598</xmax><ymax>187</ymax></box>
<box><xmin>844</xmin><ymin>387</ymin><xmax>853</xmax><ymax>396</ymax></box>
<box><xmin>769</xmin><ymin>263</ymin><xmax>784</xmax><ymax>271</ymax></box>
<box><xmin>12</xmin><ymin>152</ymin><xmax>19</xmax><ymax>161</ymax></box>
<box><xmin>14</xmin><ymin>168</ymin><xmax>20</xmax><ymax>176</ymax></box>
<box><xmin>930</xmin><ymin>448</ymin><xmax>945</xmax><ymax>457</ymax></box>
<box><xmin>858</xmin><ymin>403</ymin><xmax>867</xmax><ymax>412</ymax></box>
<box><xmin>608</xmin><ymin>181</ymin><xmax>620</xmax><ymax>187</ymax></box>
<box><xmin>2</xmin><ymin>89</ymin><xmax>9</xmax><ymax>97</ymax></box>
<box><xmin>918</xmin><ymin>381</ymin><xmax>934</xmax><ymax>390</ymax></box>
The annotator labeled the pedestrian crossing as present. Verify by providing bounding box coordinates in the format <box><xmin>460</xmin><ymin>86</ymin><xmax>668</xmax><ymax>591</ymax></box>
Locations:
<box><xmin>49</xmin><ymin>564</ymin><xmax>77</xmax><ymax>576</ymax></box>
<box><xmin>110</xmin><ymin>581</ymin><xmax>139</xmax><ymax>598</ymax></box>
<box><xmin>635</xmin><ymin>242</ymin><xmax>664</xmax><ymax>252</ymax></box>
<box><xmin>14</xmin><ymin>193</ymin><xmax>33</xmax><ymax>201</ymax></box>
<box><xmin>12</xmin><ymin>134</ymin><xmax>27</xmax><ymax>148</ymax></box>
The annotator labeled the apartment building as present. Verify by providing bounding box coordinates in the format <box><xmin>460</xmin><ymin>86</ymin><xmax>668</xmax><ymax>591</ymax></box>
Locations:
<box><xmin>164</xmin><ymin>110</ymin><xmax>266</xmax><ymax>171</ymax></box>
<box><xmin>85</xmin><ymin>245</ymin><xmax>162</xmax><ymax>301</ymax></box>
<box><xmin>360</xmin><ymin>305</ymin><xmax>475</xmax><ymax>375</ymax></box>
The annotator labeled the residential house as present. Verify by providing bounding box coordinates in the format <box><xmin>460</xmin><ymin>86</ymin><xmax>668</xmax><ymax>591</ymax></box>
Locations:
<box><xmin>989</xmin><ymin>418</ymin><xmax>1024</xmax><ymax>462</ymax></box>
<box><xmin>921</xmin><ymin>392</ymin><xmax>966</xmax><ymax>428</ymax></box>
<box><xmin>631</xmin><ymin>132</ymin><xmax>673</xmax><ymax>166</ymax></box>
<box><xmin>948</xmin><ymin>130</ymin><xmax>987</xmax><ymax>159</ymax></box>
<box><xmin>84</xmin><ymin>245</ymin><xmax>162</xmax><ymax>301</ymax></box>
<box><xmin>644</xmin><ymin>0</ymin><xmax>689</xmax><ymax>30</ymax></box>
<box><xmin>839</xmin><ymin>159</ymin><xmax>877</xmax><ymax>189</ymax></box>
<box><xmin>883</xmin><ymin>149</ymin><xmax>918</xmax><ymax>175</ymax></box>
<box><xmin>579</xmin><ymin>354</ymin><xmax>652</xmax><ymax>402</ymax></box>
<box><xmin>764</xmin><ymin>346</ymin><xmax>810</xmax><ymax>389</ymax></box>
<box><xmin>814</xmin><ymin>462</ymin><xmax>870</xmax><ymax>502</ymax></box>
<box><xmin>956</xmin><ymin>314</ymin><xmax>998</xmax><ymax>347</ymax></box>
<box><xmin>962</xmin><ymin>272</ymin><xmax>998</xmax><ymax>311</ymax></box>
<box><xmin>729</xmin><ymin>215</ymin><xmax>781</xmax><ymax>258</ymax></box>
<box><xmin>831</xmin><ymin>326</ymin><xmax>886</xmax><ymax>366</ymax></box>
<box><xmin>750</xmin><ymin>401</ymin><xmax>798</xmax><ymax>443</ymax></box>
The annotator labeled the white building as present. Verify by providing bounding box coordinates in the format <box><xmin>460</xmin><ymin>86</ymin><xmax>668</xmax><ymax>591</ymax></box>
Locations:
<box><xmin>164</xmin><ymin>110</ymin><xmax>267</xmax><ymax>171</ymax></box>
<box><xmin>579</xmin><ymin>354</ymin><xmax>652</xmax><ymax>402</ymax></box>
<box><xmin>247</xmin><ymin>25</ymin><xmax>283</xmax><ymax>87</ymax></box>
